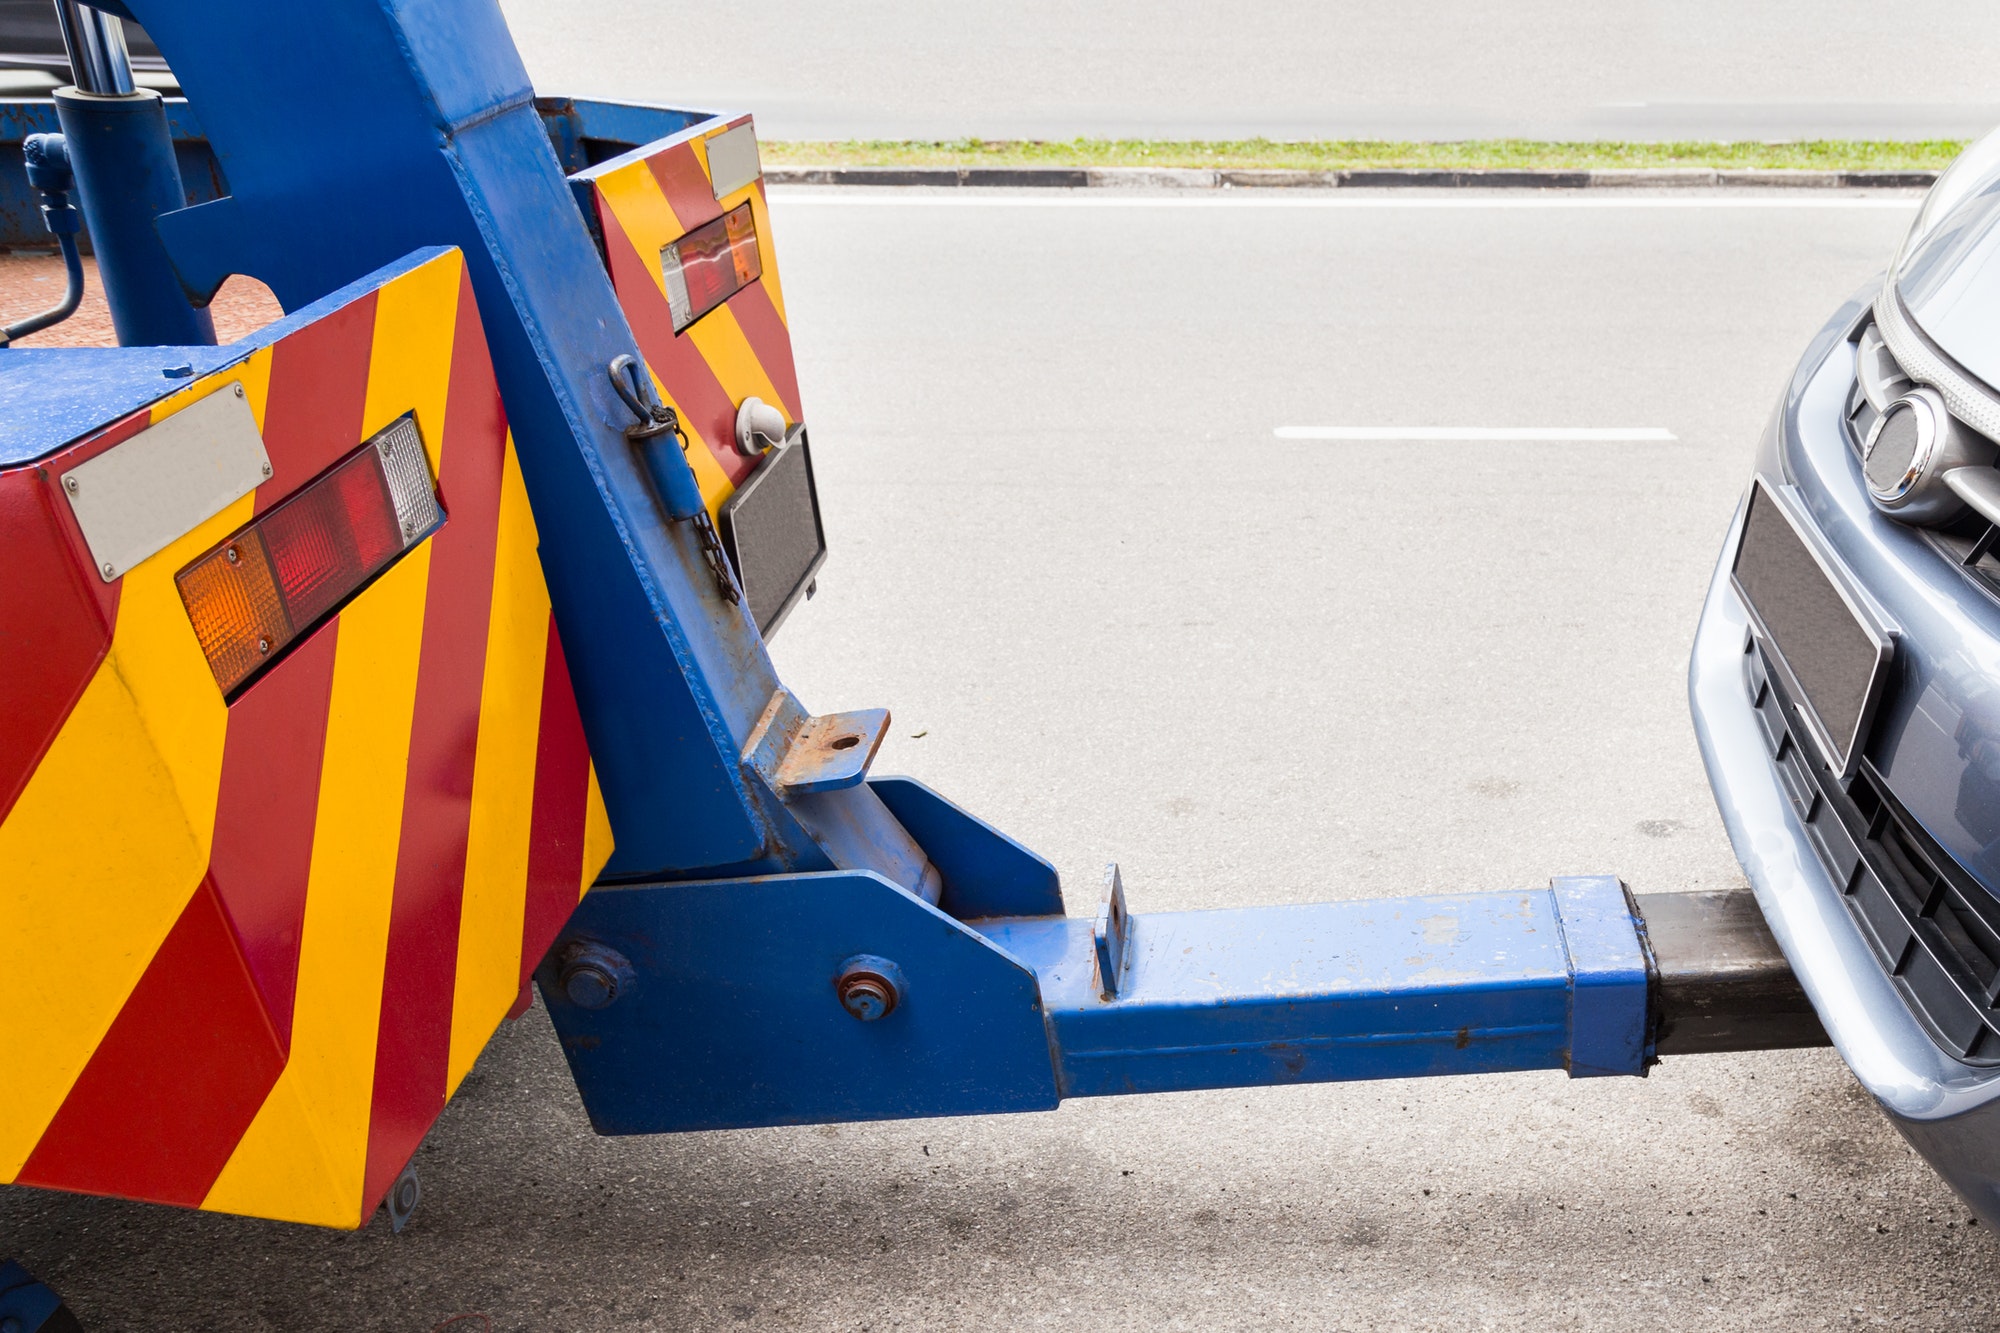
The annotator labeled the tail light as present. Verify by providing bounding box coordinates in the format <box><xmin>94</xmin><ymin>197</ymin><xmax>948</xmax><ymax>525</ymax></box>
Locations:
<box><xmin>177</xmin><ymin>415</ymin><xmax>444</xmax><ymax>695</ymax></box>
<box><xmin>661</xmin><ymin>201</ymin><xmax>761</xmax><ymax>333</ymax></box>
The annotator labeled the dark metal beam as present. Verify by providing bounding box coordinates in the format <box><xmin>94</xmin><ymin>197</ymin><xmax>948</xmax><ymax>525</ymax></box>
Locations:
<box><xmin>1635</xmin><ymin>889</ymin><xmax>1829</xmax><ymax>1055</ymax></box>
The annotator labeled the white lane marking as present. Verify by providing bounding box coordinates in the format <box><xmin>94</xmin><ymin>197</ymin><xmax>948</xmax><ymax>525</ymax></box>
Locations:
<box><xmin>771</xmin><ymin>190</ymin><xmax>1920</xmax><ymax>211</ymax></box>
<box><xmin>1274</xmin><ymin>426</ymin><xmax>1678</xmax><ymax>441</ymax></box>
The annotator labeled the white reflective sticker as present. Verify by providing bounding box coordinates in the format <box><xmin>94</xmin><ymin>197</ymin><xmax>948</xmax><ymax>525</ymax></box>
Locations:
<box><xmin>706</xmin><ymin>122</ymin><xmax>762</xmax><ymax>199</ymax></box>
<box><xmin>60</xmin><ymin>384</ymin><xmax>271</xmax><ymax>582</ymax></box>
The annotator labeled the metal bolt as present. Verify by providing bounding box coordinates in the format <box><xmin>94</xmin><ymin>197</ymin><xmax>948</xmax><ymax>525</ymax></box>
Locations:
<box><xmin>387</xmin><ymin>1164</ymin><xmax>421</xmax><ymax>1235</ymax></box>
<box><xmin>233</xmin><ymin>382</ymin><xmax>245</xmax><ymax>397</ymax></box>
<box><xmin>225</xmin><ymin>544</ymin><xmax>240</xmax><ymax>564</ymax></box>
<box><xmin>62</xmin><ymin>474</ymin><xmax>78</xmax><ymax>494</ymax></box>
<box><xmin>557</xmin><ymin>940</ymin><xmax>633</xmax><ymax>1010</ymax></box>
<box><xmin>837</xmin><ymin>968</ymin><xmax>899</xmax><ymax>1022</ymax></box>
<box><xmin>261</xmin><ymin>461</ymin><xmax>273</xmax><ymax>477</ymax></box>
<box><xmin>255</xmin><ymin>636</ymin><xmax>271</xmax><ymax>654</ymax></box>
<box><xmin>100</xmin><ymin>561</ymin><xmax>115</xmax><ymax>578</ymax></box>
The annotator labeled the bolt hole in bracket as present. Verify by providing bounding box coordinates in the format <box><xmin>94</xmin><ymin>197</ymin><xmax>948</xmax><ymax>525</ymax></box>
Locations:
<box><xmin>743</xmin><ymin>687</ymin><xmax>890</xmax><ymax>798</ymax></box>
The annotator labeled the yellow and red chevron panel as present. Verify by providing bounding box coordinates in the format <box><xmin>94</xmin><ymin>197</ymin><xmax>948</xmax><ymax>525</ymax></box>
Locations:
<box><xmin>585</xmin><ymin>115</ymin><xmax>802</xmax><ymax>521</ymax></box>
<box><xmin>0</xmin><ymin>247</ymin><xmax>613</xmax><ymax>1229</ymax></box>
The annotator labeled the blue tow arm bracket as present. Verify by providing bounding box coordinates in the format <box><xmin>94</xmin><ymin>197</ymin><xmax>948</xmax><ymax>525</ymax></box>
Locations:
<box><xmin>541</xmin><ymin>781</ymin><xmax>1656</xmax><ymax>1135</ymax></box>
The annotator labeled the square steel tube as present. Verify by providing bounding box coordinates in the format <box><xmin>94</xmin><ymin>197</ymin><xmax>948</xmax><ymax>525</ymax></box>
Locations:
<box><xmin>976</xmin><ymin>875</ymin><xmax>1649</xmax><ymax>1096</ymax></box>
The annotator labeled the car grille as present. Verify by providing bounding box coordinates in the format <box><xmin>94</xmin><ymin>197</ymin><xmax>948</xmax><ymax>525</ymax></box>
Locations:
<box><xmin>1744</xmin><ymin>635</ymin><xmax>2000</xmax><ymax>1063</ymax></box>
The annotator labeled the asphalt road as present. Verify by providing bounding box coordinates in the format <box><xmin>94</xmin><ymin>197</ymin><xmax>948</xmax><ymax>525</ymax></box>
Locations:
<box><xmin>496</xmin><ymin>0</ymin><xmax>2000</xmax><ymax>142</ymax></box>
<box><xmin>12</xmin><ymin>186</ymin><xmax>2000</xmax><ymax>1331</ymax></box>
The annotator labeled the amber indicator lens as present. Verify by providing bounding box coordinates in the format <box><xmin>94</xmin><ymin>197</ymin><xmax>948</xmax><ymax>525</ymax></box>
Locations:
<box><xmin>177</xmin><ymin>415</ymin><xmax>444</xmax><ymax>695</ymax></box>
<box><xmin>661</xmin><ymin>201</ymin><xmax>762</xmax><ymax>333</ymax></box>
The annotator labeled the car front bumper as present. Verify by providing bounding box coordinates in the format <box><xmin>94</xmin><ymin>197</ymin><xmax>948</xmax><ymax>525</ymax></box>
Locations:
<box><xmin>1691</xmin><ymin>293</ymin><xmax>2000</xmax><ymax>1223</ymax></box>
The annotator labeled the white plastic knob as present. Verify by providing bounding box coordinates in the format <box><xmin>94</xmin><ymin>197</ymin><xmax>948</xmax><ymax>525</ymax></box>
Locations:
<box><xmin>734</xmin><ymin>396</ymin><xmax>787</xmax><ymax>457</ymax></box>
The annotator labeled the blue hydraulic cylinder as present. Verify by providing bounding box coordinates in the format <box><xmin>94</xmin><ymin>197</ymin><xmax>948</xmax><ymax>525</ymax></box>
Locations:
<box><xmin>52</xmin><ymin>86</ymin><xmax>214</xmax><ymax>346</ymax></box>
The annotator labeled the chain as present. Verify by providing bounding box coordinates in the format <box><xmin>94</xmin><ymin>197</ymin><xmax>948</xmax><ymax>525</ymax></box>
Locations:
<box><xmin>608</xmin><ymin>353</ymin><xmax>742</xmax><ymax>607</ymax></box>
<box><xmin>691</xmin><ymin>504</ymin><xmax>741</xmax><ymax>605</ymax></box>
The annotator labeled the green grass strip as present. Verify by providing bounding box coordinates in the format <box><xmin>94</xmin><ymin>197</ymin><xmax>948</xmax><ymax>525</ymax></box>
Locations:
<box><xmin>762</xmin><ymin>138</ymin><xmax>1967</xmax><ymax>173</ymax></box>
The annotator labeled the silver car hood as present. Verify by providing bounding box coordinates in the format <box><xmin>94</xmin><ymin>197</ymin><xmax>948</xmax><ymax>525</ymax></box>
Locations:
<box><xmin>1898</xmin><ymin>164</ymin><xmax>2000</xmax><ymax>393</ymax></box>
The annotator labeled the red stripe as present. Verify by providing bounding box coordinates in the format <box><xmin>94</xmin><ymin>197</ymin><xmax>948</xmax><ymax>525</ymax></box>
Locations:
<box><xmin>519</xmin><ymin>616</ymin><xmax>591</xmax><ymax>990</ymax></box>
<box><xmin>645</xmin><ymin>140</ymin><xmax>723</xmax><ymax>235</ymax></box>
<box><xmin>257</xmin><ymin>290</ymin><xmax>377</xmax><ymax>509</ymax></box>
<box><xmin>599</xmin><ymin>203</ymin><xmax>756</xmax><ymax>485</ymax></box>
<box><xmin>206</xmin><ymin>617</ymin><xmax>340</xmax><ymax>1051</ymax></box>
<box><xmin>721</xmin><ymin>284</ymin><xmax>801</xmax><ymax>420</ymax></box>
<box><xmin>18</xmin><ymin>877</ymin><xmax>287</xmax><ymax>1206</ymax></box>
<box><xmin>723</xmin><ymin>183</ymin><xmax>802</xmax><ymax>418</ymax></box>
<box><xmin>0</xmin><ymin>465</ymin><xmax>119</xmax><ymax>823</ymax></box>
<box><xmin>360</xmin><ymin>270</ymin><xmax>509</xmax><ymax>1216</ymax></box>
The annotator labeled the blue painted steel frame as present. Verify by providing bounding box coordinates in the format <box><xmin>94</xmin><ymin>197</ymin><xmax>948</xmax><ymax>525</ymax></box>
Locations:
<box><xmin>541</xmin><ymin>779</ymin><xmax>1653</xmax><ymax>1134</ymax></box>
<box><xmin>0</xmin><ymin>97</ymin><xmax>718</xmax><ymax>249</ymax></box>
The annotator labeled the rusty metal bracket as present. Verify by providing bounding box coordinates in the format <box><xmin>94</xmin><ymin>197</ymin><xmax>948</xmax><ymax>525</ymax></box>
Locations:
<box><xmin>743</xmin><ymin>689</ymin><xmax>890</xmax><ymax>799</ymax></box>
<box><xmin>1094</xmin><ymin>863</ymin><xmax>1131</xmax><ymax>999</ymax></box>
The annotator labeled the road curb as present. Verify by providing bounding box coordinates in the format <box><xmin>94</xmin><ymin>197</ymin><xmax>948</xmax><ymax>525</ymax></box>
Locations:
<box><xmin>764</xmin><ymin>165</ymin><xmax>1940</xmax><ymax>190</ymax></box>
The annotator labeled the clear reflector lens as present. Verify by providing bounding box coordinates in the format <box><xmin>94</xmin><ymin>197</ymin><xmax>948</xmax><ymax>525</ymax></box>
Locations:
<box><xmin>660</xmin><ymin>202</ymin><xmax>762</xmax><ymax>333</ymax></box>
<box><xmin>178</xmin><ymin>413</ymin><xmax>444</xmax><ymax>694</ymax></box>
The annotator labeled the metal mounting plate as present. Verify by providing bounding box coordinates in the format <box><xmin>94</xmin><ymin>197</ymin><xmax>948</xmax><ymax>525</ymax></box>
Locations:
<box><xmin>59</xmin><ymin>384</ymin><xmax>270</xmax><ymax>581</ymax></box>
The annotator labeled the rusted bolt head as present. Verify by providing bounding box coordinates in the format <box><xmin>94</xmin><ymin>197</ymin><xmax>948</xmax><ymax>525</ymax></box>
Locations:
<box><xmin>557</xmin><ymin>940</ymin><xmax>633</xmax><ymax>1010</ymax></box>
<box><xmin>563</xmin><ymin>962</ymin><xmax>618</xmax><ymax>1009</ymax></box>
<box><xmin>836</xmin><ymin>955</ymin><xmax>904</xmax><ymax>1021</ymax></box>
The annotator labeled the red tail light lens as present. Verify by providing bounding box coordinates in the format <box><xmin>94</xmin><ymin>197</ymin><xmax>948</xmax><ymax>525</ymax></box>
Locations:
<box><xmin>177</xmin><ymin>414</ymin><xmax>444</xmax><ymax>695</ymax></box>
<box><xmin>661</xmin><ymin>202</ymin><xmax>762</xmax><ymax>333</ymax></box>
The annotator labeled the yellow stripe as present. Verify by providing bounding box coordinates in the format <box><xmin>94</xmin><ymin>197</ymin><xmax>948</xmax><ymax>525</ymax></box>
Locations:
<box><xmin>362</xmin><ymin>249</ymin><xmax>464</xmax><ymax>466</ymax></box>
<box><xmin>151</xmin><ymin>350</ymin><xmax>275</xmax><ymax>434</ymax></box>
<box><xmin>201</xmin><ymin>544</ymin><xmax>434</xmax><ymax>1227</ymax></box>
<box><xmin>581</xmin><ymin>763</ymin><xmax>613</xmax><ymax>900</ymax></box>
<box><xmin>596</xmin><ymin>159</ymin><xmax>682</xmax><ymax>291</ymax></box>
<box><xmin>444</xmin><ymin>440</ymin><xmax>550</xmax><ymax>1095</ymax></box>
<box><xmin>743</xmin><ymin>179</ymin><xmax>788</xmax><ymax>326</ymax></box>
<box><xmin>206</xmin><ymin>255</ymin><xmax>462</xmax><ymax>1225</ymax></box>
<box><xmin>689</xmin><ymin>128</ymin><xmax>718</xmax><ymax>189</ymax></box>
<box><xmin>686</xmin><ymin>304</ymin><xmax>789</xmax><ymax>431</ymax></box>
<box><xmin>0</xmin><ymin>484</ymin><xmax>246</xmax><ymax>1178</ymax></box>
